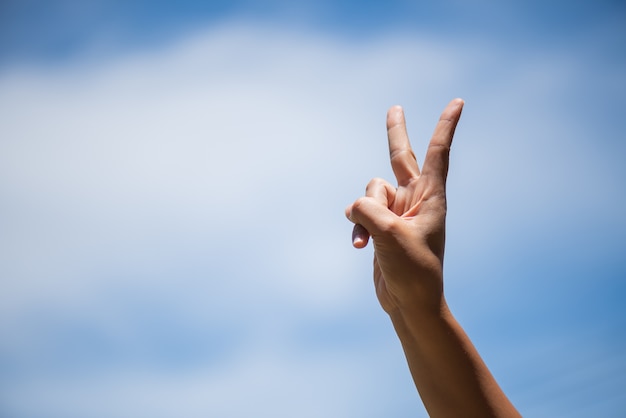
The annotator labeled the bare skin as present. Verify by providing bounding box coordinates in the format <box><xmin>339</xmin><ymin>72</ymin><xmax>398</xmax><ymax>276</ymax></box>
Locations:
<box><xmin>345</xmin><ymin>99</ymin><xmax>521</xmax><ymax>417</ymax></box>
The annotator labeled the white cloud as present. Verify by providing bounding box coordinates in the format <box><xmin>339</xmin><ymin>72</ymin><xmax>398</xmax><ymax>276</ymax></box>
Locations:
<box><xmin>0</xmin><ymin>20</ymin><xmax>624</xmax><ymax>417</ymax></box>
<box><xmin>0</xmin><ymin>23</ymin><xmax>472</xmax><ymax>317</ymax></box>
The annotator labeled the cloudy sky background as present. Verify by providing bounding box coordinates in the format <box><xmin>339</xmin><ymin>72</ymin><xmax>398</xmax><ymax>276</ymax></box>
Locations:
<box><xmin>1</xmin><ymin>1</ymin><xmax>625</xmax><ymax>417</ymax></box>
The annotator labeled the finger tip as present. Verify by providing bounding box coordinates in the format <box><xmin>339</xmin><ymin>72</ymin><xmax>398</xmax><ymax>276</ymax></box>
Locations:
<box><xmin>387</xmin><ymin>105</ymin><xmax>405</xmax><ymax>126</ymax></box>
<box><xmin>387</xmin><ymin>105</ymin><xmax>404</xmax><ymax>117</ymax></box>
<box><xmin>352</xmin><ymin>237</ymin><xmax>368</xmax><ymax>249</ymax></box>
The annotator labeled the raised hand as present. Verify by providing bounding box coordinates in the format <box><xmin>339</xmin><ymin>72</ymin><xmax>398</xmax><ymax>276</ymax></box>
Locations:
<box><xmin>346</xmin><ymin>99</ymin><xmax>521</xmax><ymax>417</ymax></box>
<box><xmin>345</xmin><ymin>98</ymin><xmax>464</xmax><ymax>315</ymax></box>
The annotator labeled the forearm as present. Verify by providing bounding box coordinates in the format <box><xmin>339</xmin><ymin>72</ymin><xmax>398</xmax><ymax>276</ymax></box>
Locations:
<box><xmin>389</xmin><ymin>300</ymin><xmax>520</xmax><ymax>418</ymax></box>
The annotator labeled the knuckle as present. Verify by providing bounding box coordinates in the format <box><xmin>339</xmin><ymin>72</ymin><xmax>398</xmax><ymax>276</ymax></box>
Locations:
<box><xmin>389</xmin><ymin>148</ymin><xmax>416</xmax><ymax>162</ymax></box>
<box><xmin>365</xmin><ymin>177</ymin><xmax>386</xmax><ymax>192</ymax></box>
<box><xmin>344</xmin><ymin>204</ymin><xmax>353</xmax><ymax>219</ymax></box>
<box><xmin>351</xmin><ymin>196</ymin><xmax>370</xmax><ymax>213</ymax></box>
<box><xmin>428</xmin><ymin>143</ymin><xmax>451</xmax><ymax>155</ymax></box>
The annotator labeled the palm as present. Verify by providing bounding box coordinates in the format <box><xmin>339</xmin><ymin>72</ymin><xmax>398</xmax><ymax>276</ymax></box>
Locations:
<box><xmin>374</xmin><ymin>178</ymin><xmax>447</xmax><ymax>312</ymax></box>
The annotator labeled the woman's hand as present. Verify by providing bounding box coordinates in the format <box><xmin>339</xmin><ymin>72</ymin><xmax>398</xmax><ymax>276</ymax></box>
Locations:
<box><xmin>345</xmin><ymin>99</ymin><xmax>464</xmax><ymax>315</ymax></box>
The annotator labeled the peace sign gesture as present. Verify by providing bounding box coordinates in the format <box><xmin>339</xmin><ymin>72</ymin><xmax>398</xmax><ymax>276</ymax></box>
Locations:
<box><xmin>346</xmin><ymin>98</ymin><xmax>464</xmax><ymax>315</ymax></box>
<box><xmin>346</xmin><ymin>99</ymin><xmax>521</xmax><ymax>417</ymax></box>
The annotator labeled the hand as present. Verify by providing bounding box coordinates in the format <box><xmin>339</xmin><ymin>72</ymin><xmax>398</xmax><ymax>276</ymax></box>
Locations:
<box><xmin>345</xmin><ymin>99</ymin><xmax>464</xmax><ymax>315</ymax></box>
<box><xmin>346</xmin><ymin>100</ymin><xmax>521</xmax><ymax>417</ymax></box>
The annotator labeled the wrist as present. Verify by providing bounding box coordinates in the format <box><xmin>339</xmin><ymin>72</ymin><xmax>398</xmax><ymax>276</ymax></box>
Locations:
<box><xmin>386</xmin><ymin>271</ymin><xmax>447</xmax><ymax>318</ymax></box>
<box><xmin>387</xmin><ymin>295</ymin><xmax>452</xmax><ymax>342</ymax></box>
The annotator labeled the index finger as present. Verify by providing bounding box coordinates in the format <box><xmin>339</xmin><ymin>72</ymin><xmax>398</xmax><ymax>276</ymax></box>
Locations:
<box><xmin>421</xmin><ymin>98</ymin><xmax>464</xmax><ymax>183</ymax></box>
<box><xmin>387</xmin><ymin>105</ymin><xmax>420</xmax><ymax>187</ymax></box>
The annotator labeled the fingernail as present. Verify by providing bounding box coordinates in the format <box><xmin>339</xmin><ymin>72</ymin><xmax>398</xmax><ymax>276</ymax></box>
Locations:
<box><xmin>352</xmin><ymin>224</ymin><xmax>369</xmax><ymax>248</ymax></box>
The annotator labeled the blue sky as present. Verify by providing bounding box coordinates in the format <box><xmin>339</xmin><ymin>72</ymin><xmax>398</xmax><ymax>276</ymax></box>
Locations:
<box><xmin>1</xmin><ymin>1</ymin><xmax>625</xmax><ymax>417</ymax></box>
<box><xmin>2</xmin><ymin>0</ymin><xmax>624</xmax><ymax>64</ymax></box>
